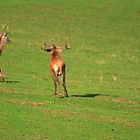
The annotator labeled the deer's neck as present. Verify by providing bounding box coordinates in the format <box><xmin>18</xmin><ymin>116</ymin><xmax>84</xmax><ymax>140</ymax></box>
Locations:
<box><xmin>50</xmin><ymin>52</ymin><xmax>60</xmax><ymax>62</ymax></box>
<box><xmin>0</xmin><ymin>39</ymin><xmax>4</xmax><ymax>51</ymax></box>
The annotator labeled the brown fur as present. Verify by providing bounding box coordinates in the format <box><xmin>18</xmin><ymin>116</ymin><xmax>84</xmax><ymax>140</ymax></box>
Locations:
<box><xmin>0</xmin><ymin>32</ymin><xmax>11</xmax><ymax>81</ymax></box>
<box><xmin>0</xmin><ymin>32</ymin><xmax>11</xmax><ymax>55</ymax></box>
<box><xmin>42</xmin><ymin>44</ymin><xmax>68</xmax><ymax>97</ymax></box>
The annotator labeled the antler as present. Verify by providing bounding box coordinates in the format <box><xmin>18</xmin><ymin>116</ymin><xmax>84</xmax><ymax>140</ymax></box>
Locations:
<box><xmin>64</xmin><ymin>40</ymin><xmax>71</xmax><ymax>49</ymax></box>
<box><xmin>41</xmin><ymin>42</ymin><xmax>50</xmax><ymax>51</ymax></box>
<box><xmin>1</xmin><ymin>24</ymin><xmax>6</xmax><ymax>29</ymax></box>
<box><xmin>1</xmin><ymin>24</ymin><xmax>9</xmax><ymax>33</ymax></box>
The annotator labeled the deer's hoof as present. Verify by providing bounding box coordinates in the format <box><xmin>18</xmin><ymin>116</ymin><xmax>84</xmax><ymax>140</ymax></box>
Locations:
<box><xmin>65</xmin><ymin>94</ymin><xmax>69</xmax><ymax>97</ymax></box>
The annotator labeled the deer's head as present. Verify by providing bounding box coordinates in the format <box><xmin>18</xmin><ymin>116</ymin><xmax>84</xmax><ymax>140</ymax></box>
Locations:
<box><xmin>41</xmin><ymin>41</ymin><xmax>70</xmax><ymax>54</ymax></box>
<box><xmin>0</xmin><ymin>32</ymin><xmax>11</xmax><ymax>45</ymax></box>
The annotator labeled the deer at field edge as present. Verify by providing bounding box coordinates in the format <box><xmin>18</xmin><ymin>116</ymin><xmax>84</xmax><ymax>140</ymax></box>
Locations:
<box><xmin>0</xmin><ymin>32</ymin><xmax>11</xmax><ymax>81</ymax></box>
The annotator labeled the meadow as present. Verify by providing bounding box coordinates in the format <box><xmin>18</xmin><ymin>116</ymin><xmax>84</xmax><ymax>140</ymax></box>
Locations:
<box><xmin>0</xmin><ymin>0</ymin><xmax>140</xmax><ymax>139</ymax></box>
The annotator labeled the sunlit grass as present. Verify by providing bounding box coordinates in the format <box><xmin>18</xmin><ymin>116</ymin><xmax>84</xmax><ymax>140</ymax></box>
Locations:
<box><xmin>0</xmin><ymin>0</ymin><xmax>140</xmax><ymax>139</ymax></box>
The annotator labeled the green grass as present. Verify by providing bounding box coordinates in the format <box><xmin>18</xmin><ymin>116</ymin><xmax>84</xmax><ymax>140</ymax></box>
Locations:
<box><xmin>0</xmin><ymin>0</ymin><xmax>140</xmax><ymax>139</ymax></box>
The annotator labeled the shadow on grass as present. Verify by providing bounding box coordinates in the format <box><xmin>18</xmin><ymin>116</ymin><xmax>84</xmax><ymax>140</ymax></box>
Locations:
<box><xmin>71</xmin><ymin>93</ymin><xmax>100</xmax><ymax>98</ymax></box>
<box><xmin>0</xmin><ymin>80</ymin><xmax>19</xmax><ymax>84</ymax></box>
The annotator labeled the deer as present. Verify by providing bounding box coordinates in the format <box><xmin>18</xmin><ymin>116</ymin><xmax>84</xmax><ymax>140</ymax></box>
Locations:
<box><xmin>41</xmin><ymin>42</ymin><xmax>70</xmax><ymax>97</ymax></box>
<box><xmin>0</xmin><ymin>32</ymin><xmax>11</xmax><ymax>81</ymax></box>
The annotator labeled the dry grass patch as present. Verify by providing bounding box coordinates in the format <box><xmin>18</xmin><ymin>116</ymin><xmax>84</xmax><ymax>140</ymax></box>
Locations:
<box><xmin>39</xmin><ymin>108</ymin><xmax>140</xmax><ymax>128</ymax></box>
<box><xmin>112</xmin><ymin>97</ymin><xmax>138</xmax><ymax>105</ymax></box>
<box><xmin>4</xmin><ymin>100</ymin><xmax>46</xmax><ymax>107</ymax></box>
<box><xmin>83</xmin><ymin>112</ymin><xmax>140</xmax><ymax>128</ymax></box>
<box><xmin>0</xmin><ymin>87</ymin><xmax>14</xmax><ymax>94</ymax></box>
<box><xmin>39</xmin><ymin>108</ymin><xmax>76</xmax><ymax>118</ymax></box>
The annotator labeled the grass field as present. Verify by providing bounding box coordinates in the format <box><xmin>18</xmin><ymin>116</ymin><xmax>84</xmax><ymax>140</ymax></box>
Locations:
<box><xmin>0</xmin><ymin>0</ymin><xmax>140</xmax><ymax>139</ymax></box>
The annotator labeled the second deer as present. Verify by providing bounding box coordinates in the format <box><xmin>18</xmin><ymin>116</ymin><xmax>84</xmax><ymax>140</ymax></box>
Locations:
<box><xmin>41</xmin><ymin>43</ymin><xmax>70</xmax><ymax>97</ymax></box>
<box><xmin>0</xmin><ymin>32</ymin><xmax>11</xmax><ymax>81</ymax></box>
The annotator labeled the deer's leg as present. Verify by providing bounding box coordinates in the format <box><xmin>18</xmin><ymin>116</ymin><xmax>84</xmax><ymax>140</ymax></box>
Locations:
<box><xmin>50</xmin><ymin>69</ymin><xmax>61</xmax><ymax>95</ymax></box>
<box><xmin>0</xmin><ymin>68</ymin><xmax>6</xmax><ymax>82</ymax></box>
<box><xmin>54</xmin><ymin>80</ymin><xmax>57</xmax><ymax>95</ymax></box>
<box><xmin>62</xmin><ymin>65</ymin><xmax>68</xmax><ymax>97</ymax></box>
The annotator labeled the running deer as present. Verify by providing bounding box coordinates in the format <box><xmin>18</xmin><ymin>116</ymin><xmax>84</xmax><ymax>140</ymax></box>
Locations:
<box><xmin>41</xmin><ymin>43</ymin><xmax>70</xmax><ymax>97</ymax></box>
<box><xmin>0</xmin><ymin>32</ymin><xmax>11</xmax><ymax>81</ymax></box>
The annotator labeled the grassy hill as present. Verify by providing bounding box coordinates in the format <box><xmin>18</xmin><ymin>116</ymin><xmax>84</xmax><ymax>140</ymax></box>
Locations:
<box><xmin>0</xmin><ymin>0</ymin><xmax>140</xmax><ymax>139</ymax></box>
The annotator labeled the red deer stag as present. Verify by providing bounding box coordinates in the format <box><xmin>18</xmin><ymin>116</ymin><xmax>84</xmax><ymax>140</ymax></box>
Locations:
<box><xmin>0</xmin><ymin>32</ymin><xmax>11</xmax><ymax>81</ymax></box>
<box><xmin>41</xmin><ymin>43</ymin><xmax>70</xmax><ymax>97</ymax></box>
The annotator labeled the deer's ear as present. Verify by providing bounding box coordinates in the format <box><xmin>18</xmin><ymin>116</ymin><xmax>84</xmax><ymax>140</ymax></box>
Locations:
<box><xmin>52</xmin><ymin>44</ymin><xmax>56</xmax><ymax>47</ymax></box>
<box><xmin>4</xmin><ymin>32</ymin><xmax>8</xmax><ymax>36</ymax></box>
